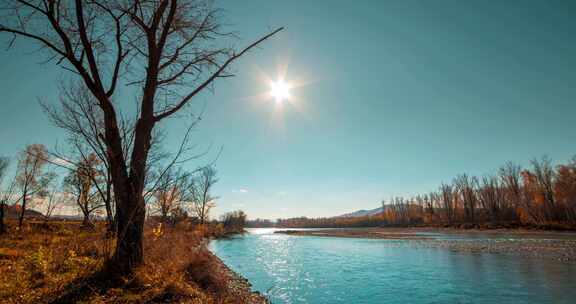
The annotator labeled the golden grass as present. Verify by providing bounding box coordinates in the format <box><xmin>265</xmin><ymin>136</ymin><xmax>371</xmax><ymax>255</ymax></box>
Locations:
<box><xmin>0</xmin><ymin>220</ymin><xmax>257</xmax><ymax>304</ymax></box>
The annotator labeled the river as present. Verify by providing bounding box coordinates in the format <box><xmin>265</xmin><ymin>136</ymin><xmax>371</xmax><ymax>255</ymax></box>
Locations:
<box><xmin>209</xmin><ymin>228</ymin><xmax>576</xmax><ymax>304</ymax></box>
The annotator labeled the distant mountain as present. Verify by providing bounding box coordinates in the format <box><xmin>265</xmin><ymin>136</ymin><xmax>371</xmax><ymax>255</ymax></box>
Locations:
<box><xmin>2</xmin><ymin>205</ymin><xmax>44</xmax><ymax>219</ymax></box>
<box><xmin>50</xmin><ymin>214</ymin><xmax>84</xmax><ymax>221</ymax></box>
<box><xmin>337</xmin><ymin>206</ymin><xmax>383</xmax><ymax>218</ymax></box>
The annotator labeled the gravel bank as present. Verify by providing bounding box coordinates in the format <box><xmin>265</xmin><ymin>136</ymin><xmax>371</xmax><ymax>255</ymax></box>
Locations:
<box><xmin>209</xmin><ymin>252</ymin><xmax>268</xmax><ymax>304</ymax></box>
<box><xmin>408</xmin><ymin>238</ymin><xmax>576</xmax><ymax>263</ymax></box>
<box><xmin>276</xmin><ymin>228</ymin><xmax>576</xmax><ymax>263</ymax></box>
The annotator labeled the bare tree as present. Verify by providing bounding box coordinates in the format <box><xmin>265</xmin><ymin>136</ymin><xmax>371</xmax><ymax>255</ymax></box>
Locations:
<box><xmin>426</xmin><ymin>192</ymin><xmax>437</xmax><ymax>220</ymax></box>
<box><xmin>190</xmin><ymin>166</ymin><xmax>217</xmax><ymax>224</ymax></box>
<box><xmin>46</xmin><ymin>86</ymin><xmax>170</xmax><ymax>231</ymax></box>
<box><xmin>1</xmin><ymin>0</ymin><xmax>282</xmax><ymax>273</ymax></box>
<box><xmin>32</xmin><ymin>179</ymin><xmax>62</xmax><ymax>223</ymax></box>
<box><xmin>15</xmin><ymin>144</ymin><xmax>53</xmax><ymax>229</ymax></box>
<box><xmin>416</xmin><ymin>193</ymin><xmax>436</xmax><ymax>224</ymax></box>
<box><xmin>440</xmin><ymin>183</ymin><xmax>455</xmax><ymax>224</ymax></box>
<box><xmin>454</xmin><ymin>174</ymin><xmax>478</xmax><ymax>223</ymax></box>
<box><xmin>221</xmin><ymin>210</ymin><xmax>246</xmax><ymax>233</ymax></box>
<box><xmin>531</xmin><ymin>156</ymin><xmax>558</xmax><ymax>221</ymax></box>
<box><xmin>63</xmin><ymin>154</ymin><xmax>105</xmax><ymax>227</ymax></box>
<box><xmin>476</xmin><ymin>176</ymin><xmax>503</xmax><ymax>223</ymax></box>
<box><xmin>150</xmin><ymin>167</ymin><xmax>192</xmax><ymax>223</ymax></box>
<box><xmin>0</xmin><ymin>157</ymin><xmax>12</xmax><ymax>233</ymax></box>
<box><xmin>499</xmin><ymin>162</ymin><xmax>530</xmax><ymax>222</ymax></box>
<box><xmin>555</xmin><ymin>156</ymin><xmax>576</xmax><ymax>222</ymax></box>
<box><xmin>43</xmin><ymin>86</ymin><xmax>124</xmax><ymax>229</ymax></box>
<box><xmin>152</xmin><ymin>173</ymin><xmax>180</xmax><ymax>223</ymax></box>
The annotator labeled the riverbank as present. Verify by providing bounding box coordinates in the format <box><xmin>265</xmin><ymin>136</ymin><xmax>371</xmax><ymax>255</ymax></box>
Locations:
<box><xmin>209</xmin><ymin>252</ymin><xmax>268</xmax><ymax>304</ymax></box>
<box><xmin>0</xmin><ymin>220</ymin><xmax>266</xmax><ymax>303</ymax></box>
<box><xmin>276</xmin><ymin>227</ymin><xmax>576</xmax><ymax>263</ymax></box>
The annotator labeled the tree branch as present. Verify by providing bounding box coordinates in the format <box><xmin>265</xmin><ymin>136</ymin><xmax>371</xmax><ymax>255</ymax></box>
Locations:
<box><xmin>153</xmin><ymin>27</ymin><xmax>283</xmax><ymax>121</ymax></box>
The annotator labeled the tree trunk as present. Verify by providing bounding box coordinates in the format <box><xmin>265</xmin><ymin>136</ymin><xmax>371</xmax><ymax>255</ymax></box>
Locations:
<box><xmin>109</xmin><ymin>117</ymin><xmax>153</xmax><ymax>275</ymax></box>
<box><xmin>18</xmin><ymin>194</ymin><xmax>27</xmax><ymax>229</ymax></box>
<box><xmin>111</xmin><ymin>178</ymin><xmax>146</xmax><ymax>274</ymax></box>
<box><xmin>105</xmin><ymin>202</ymin><xmax>114</xmax><ymax>230</ymax></box>
<box><xmin>81</xmin><ymin>211</ymin><xmax>93</xmax><ymax>228</ymax></box>
<box><xmin>105</xmin><ymin>180</ymin><xmax>115</xmax><ymax>232</ymax></box>
<box><xmin>0</xmin><ymin>203</ymin><xmax>5</xmax><ymax>234</ymax></box>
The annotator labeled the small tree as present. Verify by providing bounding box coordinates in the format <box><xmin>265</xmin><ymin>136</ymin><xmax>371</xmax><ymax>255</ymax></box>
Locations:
<box><xmin>554</xmin><ymin>157</ymin><xmax>576</xmax><ymax>222</ymax></box>
<box><xmin>440</xmin><ymin>183</ymin><xmax>455</xmax><ymax>224</ymax></box>
<box><xmin>531</xmin><ymin>157</ymin><xmax>558</xmax><ymax>221</ymax></box>
<box><xmin>221</xmin><ymin>210</ymin><xmax>247</xmax><ymax>233</ymax></box>
<box><xmin>454</xmin><ymin>174</ymin><xmax>478</xmax><ymax>223</ymax></box>
<box><xmin>31</xmin><ymin>179</ymin><xmax>62</xmax><ymax>223</ymax></box>
<box><xmin>63</xmin><ymin>154</ymin><xmax>104</xmax><ymax>227</ymax></box>
<box><xmin>500</xmin><ymin>162</ymin><xmax>532</xmax><ymax>222</ymax></box>
<box><xmin>191</xmin><ymin>166</ymin><xmax>218</xmax><ymax>225</ymax></box>
<box><xmin>43</xmin><ymin>86</ymin><xmax>119</xmax><ymax>230</ymax></box>
<box><xmin>15</xmin><ymin>144</ymin><xmax>53</xmax><ymax>229</ymax></box>
<box><xmin>0</xmin><ymin>157</ymin><xmax>11</xmax><ymax>233</ymax></box>
<box><xmin>476</xmin><ymin>176</ymin><xmax>503</xmax><ymax>223</ymax></box>
<box><xmin>151</xmin><ymin>168</ymin><xmax>192</xmax><ymax>223</ymax></box>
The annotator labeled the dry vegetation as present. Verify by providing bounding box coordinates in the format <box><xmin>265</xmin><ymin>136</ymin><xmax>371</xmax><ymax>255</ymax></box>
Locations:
<box><xmin>0</xmin><ymin>220</ymin><xmax>262</xmax><ymax>304</ymax></box>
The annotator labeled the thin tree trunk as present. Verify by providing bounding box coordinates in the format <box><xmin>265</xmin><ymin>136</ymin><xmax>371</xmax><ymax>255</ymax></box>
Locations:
<box><xmin>81</xmin><ymin>210</ymin><xmax>93</xmax><ymax>228</ymax></box>
<box><xmin>105</xmin><ymin>178</ymin><xmax>115</xmax><ymax>231</ymax></box>
<box><xmin>18</xmin><ymin>191</ymin><xmax>27</xmax><ymax>229</ymax></box>
<box><xmin>0</xmin><ymin>203</ymin><xmax>5</xmax><ymax>234</ymax></box>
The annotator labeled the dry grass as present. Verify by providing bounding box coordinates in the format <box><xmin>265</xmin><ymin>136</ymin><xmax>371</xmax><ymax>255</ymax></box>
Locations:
<box><xmin>0</xmin><ymin>220</ymin><xmax>259</xmax><ymax>304</ymax></box>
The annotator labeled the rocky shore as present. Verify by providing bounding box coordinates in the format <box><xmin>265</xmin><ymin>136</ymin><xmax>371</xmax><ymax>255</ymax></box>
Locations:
<box><xmin>209</xmin><ymin>252</ymin><xmax>269</xmax><ymax>304</ymax></box>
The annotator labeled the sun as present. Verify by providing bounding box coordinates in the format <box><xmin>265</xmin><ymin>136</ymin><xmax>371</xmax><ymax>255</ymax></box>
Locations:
<box><xmin>269</xmin><ymin>79</ymin><xmax>291</xmax><ymax>103</ymax></box>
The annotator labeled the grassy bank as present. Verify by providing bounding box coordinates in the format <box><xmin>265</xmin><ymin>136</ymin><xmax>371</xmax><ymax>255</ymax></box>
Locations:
<box><xmin>0</xmin><ymin>220</ymin><xmax>264</xmax><ymax>304</ymax></box>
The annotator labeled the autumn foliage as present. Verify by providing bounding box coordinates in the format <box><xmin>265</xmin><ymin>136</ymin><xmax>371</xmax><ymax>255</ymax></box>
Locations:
<box><xmin>275</xmin><ymin>157</ymin><xmax>576</xmax><ymax>229</ymax></box>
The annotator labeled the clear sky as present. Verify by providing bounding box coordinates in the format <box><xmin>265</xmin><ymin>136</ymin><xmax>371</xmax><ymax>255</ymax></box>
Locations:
<box><xmin>1</xmin><ymin>0</ymin><xmax>576</xmax><ymax>220</ymax></box>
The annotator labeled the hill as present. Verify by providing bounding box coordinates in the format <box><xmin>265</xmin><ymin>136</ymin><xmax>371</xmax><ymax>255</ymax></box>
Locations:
<box><xmin>337</xmin><ymin>206</ymin><xmax>383</xmax><ymax>218</ymax></box>
<box><xmin>2</xmin><ymin>205</ymin><xmax>44</xmax><ymax>219</ymax></box>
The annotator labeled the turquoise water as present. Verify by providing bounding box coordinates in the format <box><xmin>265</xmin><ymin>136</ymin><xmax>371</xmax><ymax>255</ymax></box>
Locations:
<box><xmin>209</xmin><ymin>228</ymin><xmax>576</xmax><ymax>304</ymax></box>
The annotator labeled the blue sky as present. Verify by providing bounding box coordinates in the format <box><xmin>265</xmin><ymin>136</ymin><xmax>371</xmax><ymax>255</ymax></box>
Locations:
<box><xmin>1</xmin><ymin>0</ymin><xmax>576</xmax><ymax>219</ymax></box>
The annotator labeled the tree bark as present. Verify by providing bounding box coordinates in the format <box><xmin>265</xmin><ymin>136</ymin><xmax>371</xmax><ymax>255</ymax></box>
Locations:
<box><xmin>18</xmin><ymin>191</ymin><xmax>27</xmax><ymax>229</ymax></box>
<box><xmin>112</xmin><ymin>173</ymin><xmax>147</xmax><ymax>274</ymax></box>
<box><xmin>104</xmin><ymin>178</ymin><xmax>115</xmax><ymax>231</ymax></box>
<box><xmin>0</xmin><ymin>203</ymin><xmax>5</xmax><ymax>234</ymax></box>
<box><xmin>81</xmin><ymin>211</ymin><xmax>92</xmax><ymax>228</ymax></box>
<box><xmin>109</xmin><ymin>115</ymin><xmax>153</xmax><ymax>274</ymax></box>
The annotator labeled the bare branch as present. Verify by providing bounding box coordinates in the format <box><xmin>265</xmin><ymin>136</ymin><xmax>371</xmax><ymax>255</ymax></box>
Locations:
<box><xmin>154</xmin><ymin>27</ymin><xmax>284</xmax><ymax>121</ymax></box>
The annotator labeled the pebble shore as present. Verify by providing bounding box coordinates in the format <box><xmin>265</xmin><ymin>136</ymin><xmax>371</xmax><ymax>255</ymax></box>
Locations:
<box><xmin>209</xmin><ymin>252</ymin><xmax>269</xmax><ymax>304</ymax></box>
<box><xmin>276</xmin><ymin>228</ymin><xmax>576</xmax><ymax>263</ymax></box>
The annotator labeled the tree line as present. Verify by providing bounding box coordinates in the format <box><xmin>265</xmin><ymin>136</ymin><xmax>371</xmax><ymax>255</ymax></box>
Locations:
<box><xmin>263</xmin><ymin>157</ymin><xmax>576</xmax><ymax>229</ymax></box>
<box><xmin>0</xmin><ymin>144</ymin><xmax>222</xmax><ymax>233</ymax></box>
<box><xmin>380</xmin><ymin>157</ymin><xmax>576</xmax><ymax>228</ymax></box>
